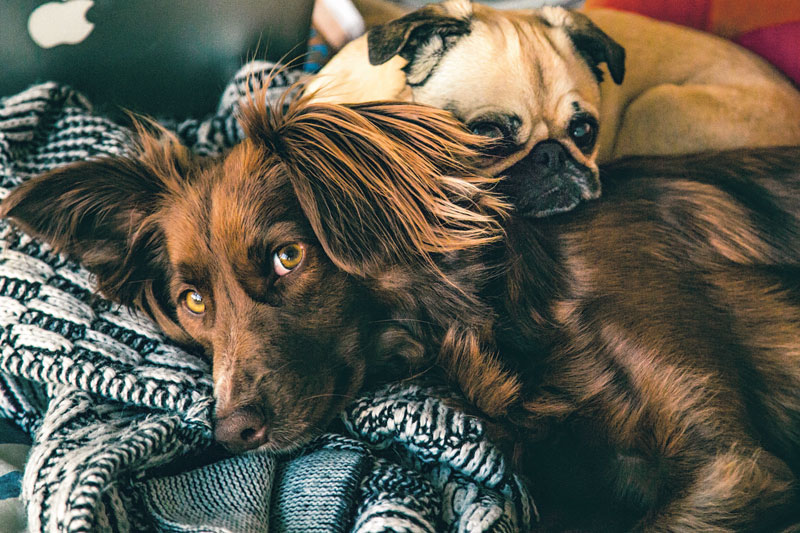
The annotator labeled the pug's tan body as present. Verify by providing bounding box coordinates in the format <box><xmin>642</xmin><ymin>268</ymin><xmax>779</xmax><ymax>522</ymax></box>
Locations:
<box><xmin>588</xmin><ymin>9</ymin><xmax>800</xmax><ymax>162</ymax></box>
<box><xmin>308</xmin><ymin>2</ymin><xmax>800</xmax><ymax>169</ymax></box>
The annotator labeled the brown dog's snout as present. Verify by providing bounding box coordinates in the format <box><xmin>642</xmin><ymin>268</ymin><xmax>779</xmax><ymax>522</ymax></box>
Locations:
<box><xmin>214</xmin><ymin>408</ymin><xmax>269</xmax><ymax>452</ymax></box>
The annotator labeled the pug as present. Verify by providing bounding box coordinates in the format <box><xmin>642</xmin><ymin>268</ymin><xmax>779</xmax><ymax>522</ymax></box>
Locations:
<box><xmin>306</xmin><ymin>0</ymin><xmax>800</xmax><ymax>217</ymax></box>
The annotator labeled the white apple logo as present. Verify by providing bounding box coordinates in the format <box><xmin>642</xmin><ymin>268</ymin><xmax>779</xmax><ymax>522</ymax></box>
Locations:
<box><xmin>28</xmin><ymin>0</ymin><xmax>95</xmax><ymax>49</ymax></box>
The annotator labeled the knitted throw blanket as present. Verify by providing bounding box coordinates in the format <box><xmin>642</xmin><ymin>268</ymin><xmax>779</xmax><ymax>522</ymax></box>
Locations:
<box><xmin>0</xmin><ymin>63</ymin><xmax>535</xmax><ymax>533</ymax></box>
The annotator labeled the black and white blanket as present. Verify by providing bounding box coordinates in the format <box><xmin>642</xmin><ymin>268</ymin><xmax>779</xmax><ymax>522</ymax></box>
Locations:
<box><xmin>0</xmin><ymin>62</ymin><xmax>535</xmax><ymax>532</ymax></box>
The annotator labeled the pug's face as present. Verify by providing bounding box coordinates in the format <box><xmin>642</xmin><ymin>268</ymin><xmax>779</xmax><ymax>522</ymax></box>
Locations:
<box><xmin>365</xmin><ymin>1</ymin><xmax>625</xmax><ymax>217</ymax></box>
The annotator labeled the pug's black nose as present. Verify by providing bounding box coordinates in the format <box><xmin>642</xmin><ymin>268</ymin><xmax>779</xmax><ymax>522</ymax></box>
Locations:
<box><xmin>214</xmin><ymin>408</ymin><xmax>268</xmax><ymax>451</ymax></box>
<box><xmin>531</xmin><ymin>141</ymin><xmax>567</xmax><ymax>173</ymax></box>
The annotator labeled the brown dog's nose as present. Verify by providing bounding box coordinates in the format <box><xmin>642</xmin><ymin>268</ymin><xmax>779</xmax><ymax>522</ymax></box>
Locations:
<box><xmin>214</xmin><ymin>408</ymin><xmax>269</xmax><ymax>452</ymax></box>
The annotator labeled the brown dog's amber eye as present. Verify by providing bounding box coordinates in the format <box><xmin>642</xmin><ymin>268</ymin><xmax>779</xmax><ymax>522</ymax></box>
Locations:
<box><xmin>274</xmin><ymin>243</ymin><xmax>304</xmax><ymax>276</ymax></box>
<box><xmin>184</xmin><ymin>290</ymin><xmax>206</xmax><ymax>314</ymax></box>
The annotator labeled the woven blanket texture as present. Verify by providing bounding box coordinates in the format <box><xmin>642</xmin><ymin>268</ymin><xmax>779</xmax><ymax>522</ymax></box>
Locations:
<box><xmin>0</xmin><ymin>62</ymin><xmax>535</xmax><ymax>533</ymax></box>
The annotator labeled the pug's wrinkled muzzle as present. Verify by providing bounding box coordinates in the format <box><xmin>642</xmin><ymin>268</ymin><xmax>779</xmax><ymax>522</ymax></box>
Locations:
<box><xmin>503</xmin><ymin>140</ymin><xmax>600</xmax><ymax>218</ymax></box>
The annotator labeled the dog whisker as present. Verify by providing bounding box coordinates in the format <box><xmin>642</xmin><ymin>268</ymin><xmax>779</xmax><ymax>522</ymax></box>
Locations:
<box><xmin>398</xmin><ymin>364</ymin><xmax>436</xmax><ymax>383</ymax></box>
<box><xmin>297</xmin><ymin>393</ymin><xmax>355</xmax><ymax>404</ymax></box>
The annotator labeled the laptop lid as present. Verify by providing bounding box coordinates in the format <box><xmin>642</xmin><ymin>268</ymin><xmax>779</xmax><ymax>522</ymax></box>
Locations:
<box><xmin>1</xmin><ymin>0</ymin><xmax>314</xmax><ymax>118</ymax></box>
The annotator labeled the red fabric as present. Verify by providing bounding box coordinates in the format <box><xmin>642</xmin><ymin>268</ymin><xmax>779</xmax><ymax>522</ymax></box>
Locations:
<box><xmin>735</xmin><ymin>22</ymin><xmax>800</xmax><ymax>86</ymax></box>
<box><xmin>582</xmin><ymin>0</ymin><xmax>800</xmax><ymax>86</ymax></box>
<box><xmin>583</xmin><ymin>0</ymin><xmax>712</xmax><ymax>30</ymax></box>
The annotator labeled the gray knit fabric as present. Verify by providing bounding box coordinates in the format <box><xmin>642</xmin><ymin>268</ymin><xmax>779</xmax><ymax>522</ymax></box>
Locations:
<box><xmin>143</xmin><ymin>448</ymin><xmax>275</xmax><ymax>532</ymax></box>
<box><xmin>0</xmin><ymin>62</ymin><xmax>535</xmax><ymax>533</ymax></box>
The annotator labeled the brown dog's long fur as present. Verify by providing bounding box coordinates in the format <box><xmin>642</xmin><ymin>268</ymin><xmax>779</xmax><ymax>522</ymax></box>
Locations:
<box><xmin>3</xmin><ymin>94</ymin><xmax>800</xmax><ymax>530</ymax></box>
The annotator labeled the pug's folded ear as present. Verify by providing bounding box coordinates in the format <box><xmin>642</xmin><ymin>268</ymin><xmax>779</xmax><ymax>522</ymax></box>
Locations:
<box><xmin>541</xmin><ymin>7</ymin><xmax>626</xmax><ymax>85</ymax></box>
<box><xmin>367</xmin><ymin>0</ymin><xmax>472</xmax><ymax>85</ymax></box>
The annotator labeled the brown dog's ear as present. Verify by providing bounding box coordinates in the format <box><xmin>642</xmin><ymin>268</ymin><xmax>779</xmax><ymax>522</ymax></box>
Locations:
<box><xmin>542</xmin><ymin>7</ymin><xmax>625</xmax><ymax>85</ymax></box>
<box><xmin>242</xmin><ymin>96</ymin><xmax>508</xmax><ymax>277</ymax></box>
<box><xmin>1</xmin><ymin>125</ymin><xmax>187</xmax><ymax>336</ymax></box>
<box><xmin>367</xmin><ymin>1</ymin><xmax>472</xmax><ymax>85</ymax></box>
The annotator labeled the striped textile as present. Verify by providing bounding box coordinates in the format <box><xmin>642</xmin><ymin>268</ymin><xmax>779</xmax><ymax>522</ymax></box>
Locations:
<box><xmin>0</xmin><ymin>61</ymin><xmax>535</xmax><ymax>533</ymax></box>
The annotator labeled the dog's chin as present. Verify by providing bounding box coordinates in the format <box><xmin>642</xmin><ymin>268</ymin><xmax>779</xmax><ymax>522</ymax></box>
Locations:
<box><xmin>516</xmin><ymin>180</ymin><xmax>584</xmax><ymax>218</ymax></box>
<box><xmin>227</xmin><ymin>418</ymin><xmax>323</xmax><ymax>455</ymax></box>
<box><xmin>245</xmin><ymin>433</ymin><xmax>311</xmax><ymax>456</ymax></box>
<box><xmin>214</xmin><ymin>396</ymin><xmax>346</xmax><ymax>455</ymax></box>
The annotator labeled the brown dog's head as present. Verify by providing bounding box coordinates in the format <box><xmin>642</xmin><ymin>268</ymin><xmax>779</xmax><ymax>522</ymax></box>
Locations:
<box><xmin>1</xmin><ymin>96</ymin><xmax>506</xmax><ymax>453</ymax></box>
<box><xmin>309</xmin><ymin>0</ymin><xmax>625</xmax><ymax>218</ymax></box>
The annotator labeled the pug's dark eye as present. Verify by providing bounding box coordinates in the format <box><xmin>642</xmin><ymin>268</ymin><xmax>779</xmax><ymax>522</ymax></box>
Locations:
<box><xmin>469</xmin><ymin>121</ymin><xmax>506</xmax><ymax>140</ymax></box>
<box><xmin>468</xmin><ymin>117</ymin><xmax>520</xmax><ymax>157</ymax></box>
<box><xmin>569</xmin><ymin>117</ymin><xmax>598</xmax><ymax>153</ymax></box>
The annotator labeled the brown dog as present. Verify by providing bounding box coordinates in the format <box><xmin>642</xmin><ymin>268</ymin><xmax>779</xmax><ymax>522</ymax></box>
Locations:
<box><xmin>487</xmin><ymin>148</ymin><xmax>800</xmax><ymax>530</ymax></box>
<box><xmin>0</xmin><ymin>99</ymin><xmax>512</xmax><ymax>452</ymax></box>
<box><xmin>307</xmin><ymin>0</ymin><xmax>800</xmax><ymax>218</ymax></box>
<box><xmin>4</xmin><ymin>96</ymin><xmax>800</xmax><ymax>530</ymax></box>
